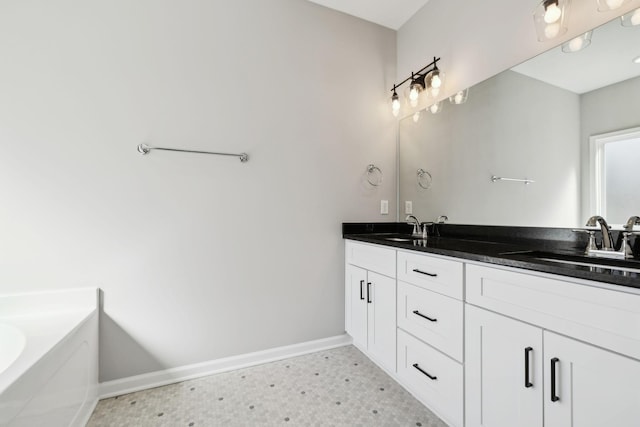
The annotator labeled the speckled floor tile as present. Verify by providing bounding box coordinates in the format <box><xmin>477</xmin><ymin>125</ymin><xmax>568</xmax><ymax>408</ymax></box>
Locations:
<box><xmin>87</xmin><ymin>345</ymin><xmax>447</xmax><ymax>427</ymax></box>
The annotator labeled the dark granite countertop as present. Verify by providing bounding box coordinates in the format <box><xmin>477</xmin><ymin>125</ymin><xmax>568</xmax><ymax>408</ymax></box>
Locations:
<box><xmin>343</xmin><ymin>223</ymin><xmax>640</xmax><ymax>290</ymax></box>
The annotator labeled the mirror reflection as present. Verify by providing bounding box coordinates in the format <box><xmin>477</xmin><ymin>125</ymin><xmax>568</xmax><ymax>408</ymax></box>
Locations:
<box><xmin>399</xmin><ymin>15</ymin><xmax>640</xmax><ymax>227</ymax></box>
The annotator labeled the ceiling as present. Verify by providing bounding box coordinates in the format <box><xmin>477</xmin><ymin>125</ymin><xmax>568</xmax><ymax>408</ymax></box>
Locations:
<box><xmin>512</xmin><ymin>16</ymin><xmax>640</xmax><ymax>94</ymax></box>
<box><xmin>306</xmin><ymin>0</ymin><xmax>429</xmax><ymax>30</ymax></box>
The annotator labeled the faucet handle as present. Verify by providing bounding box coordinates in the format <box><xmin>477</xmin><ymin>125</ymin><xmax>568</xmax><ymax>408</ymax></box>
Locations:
<box><xmin>573</xmin><ymin>229</ymin><xmax>598</xmax><ymax>254</ymax></box>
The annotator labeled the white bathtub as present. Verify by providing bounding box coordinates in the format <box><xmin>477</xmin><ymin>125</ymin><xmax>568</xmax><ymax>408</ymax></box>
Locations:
<box><xmin>0</xmin><ymin>288</ymin><xmax>99</xmax><ymax>427</ymax></box>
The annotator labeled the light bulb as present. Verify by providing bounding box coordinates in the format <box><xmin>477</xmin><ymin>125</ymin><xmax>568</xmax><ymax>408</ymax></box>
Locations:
<box><xmin>544</xmin><ymin>2</ymin><xmax>562</xmax><ymax>23</ymax></box>
<box><xmin>431</xmin><ymin>74</ymin><xmax>442</xmax><ymax>89</ymax></box>
<box><xmin>605</xmin><ymin>0</ymin><xmax>625</xmax><ymax>9</ymax></box>
<box><xmin>413</xmin><ymin>111</ymin><xmax>420</xmax><ymax>123</ymax></box>
<box><xmin>632</xmin><ymin>9</ymin><xmax>640</xmax><ymax>25</ymax></box>
<box><xmin>431</xmin><ymin>87</ymin><xmax>440</xmax><ymax>98</ymax></box>
<box><xmin>429</xmin><ymin>102</ymin><xmax>441</xmax><ymax>114</ymax></box>
<box><xmin>544</xmin><ymin>22</ymin><xmax>560</xmax><ymax>39</ymax></box>
<box><xmin>409</xmin><ymin>86</ymin><xmax>420</xmax><ymax>101</ymax></box>
<box><xmin>454</xmin><ymin>92</ymin><xmax>464</xmax><ymax>104</ymax></box>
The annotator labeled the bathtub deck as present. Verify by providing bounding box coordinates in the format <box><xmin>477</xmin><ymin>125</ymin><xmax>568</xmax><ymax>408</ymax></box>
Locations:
<box><xmin>88</xmin><ymin>345</ymin><xmax>447</xmax><ymax>426</ymax></box>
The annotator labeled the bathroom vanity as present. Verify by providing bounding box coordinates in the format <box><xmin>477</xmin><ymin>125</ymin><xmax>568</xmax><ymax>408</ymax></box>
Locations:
<box><xmin>343</xmin><ymin>223</ymin><xmax>640</xmax><ymax>427</ymax></box>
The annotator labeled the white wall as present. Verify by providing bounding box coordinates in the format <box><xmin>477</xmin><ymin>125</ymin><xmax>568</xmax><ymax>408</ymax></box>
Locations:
<box><xmin>398</xmin><ymin>0</ymin><xmax>640</xmax><ymax>104</ymax></box>
<box><xmin>0</xmin><ymin>0</ymin><xmax>396</xmax><ymax>381</ymax></box>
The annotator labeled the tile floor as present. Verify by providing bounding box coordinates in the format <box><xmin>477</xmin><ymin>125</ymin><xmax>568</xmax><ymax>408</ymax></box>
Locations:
<box><xmin>88</xmin><ymin>345</ymin><xmax>447</xmax><ymax>426</ymax></box>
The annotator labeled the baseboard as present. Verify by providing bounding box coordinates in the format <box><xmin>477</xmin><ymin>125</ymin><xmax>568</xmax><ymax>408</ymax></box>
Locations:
<box><xmin>99</xmin><ymin>334</ymin><xmax>352</xmax><ymax>399</ymax></box>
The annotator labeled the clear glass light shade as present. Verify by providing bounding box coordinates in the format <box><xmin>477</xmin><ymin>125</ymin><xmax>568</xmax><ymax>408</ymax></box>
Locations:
<box><xmin>391</xmin><ymin>93</ymin><xmax>400</xmax><ymax>117</ymax></box>
<box><xmin>428</xmin><ymin>101</ymin><xmax>443</xmax><ymax>114</ymax></box>
<box><xmin>449</xmin><ymin>88</ymin><xmax>469</xmax><ymax>105</ymax></box>
<box><xmin>561</xmin><ymin>30</ymin><xmax>592</xmax><ymax>53</ymax></box>
<box><xmin>533</xmin><ymin>0</ymin><xmax>571</xmax><ymax>41</ymax></box>
<box><xmin>621</xmin><ymin>8</ymin><xmax>640</xmax><ymax>26</ymax></box>
<box><xmin>425</xmin><ymin>69</ymin><xmax>445</xmax><ymax>98</ymax></box>
<box><xmin>597</xmin><ymin>0</ymin><xmax>629</xmax><ymax>11</ymax></box>
<box><xmin>408</xmin><ymin>81</ymin><xmax>424</xmax><ymax>107</ymax></box>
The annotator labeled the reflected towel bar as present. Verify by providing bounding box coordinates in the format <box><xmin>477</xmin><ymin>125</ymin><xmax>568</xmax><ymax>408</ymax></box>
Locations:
<box><xmin>491</xmin><ymin>175</ymin><xmax>534</xmax><ymax>185</ymax></box>
<box><xmin>137</xmin><ymin>143</ymin><xmax>248</xmax><ymax>162</ymax></box>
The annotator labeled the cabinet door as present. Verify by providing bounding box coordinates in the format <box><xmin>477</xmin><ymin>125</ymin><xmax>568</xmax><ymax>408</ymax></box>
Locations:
<box><xmin>367</xmin><ymin>271</ymin><xmax>396</xmax><ymax>372</ymax></box>
<box><xmin>544</xmin><ymin>331</ymin><xmax>640</xmax><ymax>427</ymax></box>
<box><xmin>345</xmin><ymin>265</ymin><xmax>368</xmax><ymax>351</ymax></box>
<box><xmin>465</xmin><ymin>305</ymin><xmax>543</xmax><ymax>427</ymax></box>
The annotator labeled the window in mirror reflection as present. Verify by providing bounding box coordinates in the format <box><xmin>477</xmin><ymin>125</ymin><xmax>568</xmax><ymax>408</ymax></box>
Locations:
<box><xmin>591</xmin><ymin>127</ymin><xmax>640</xmax><ymax>224</ymax></box>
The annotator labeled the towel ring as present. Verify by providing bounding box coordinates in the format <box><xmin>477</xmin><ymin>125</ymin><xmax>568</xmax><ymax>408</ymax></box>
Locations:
<box><xmin>366</xmin><ymin>164</ymin><xmax>383</xmax><ymax>186</ymax></box>
<box><xmin>417</xmin><ymin>169</ymin><xmax>432</xmax><ymax>189</ymax></box>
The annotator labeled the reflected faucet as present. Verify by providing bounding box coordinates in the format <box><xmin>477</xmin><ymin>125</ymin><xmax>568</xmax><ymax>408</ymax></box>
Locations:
<box><xmin>624</xmin><ymin>216</ymin><xmax>640</xmax><ymax>231</ymax></box>
<box><xmin>406</xmin><ymin>215</ymin><xmax>421</xmax><ymax>238</ymax></box>
<box><xmin>585</xmin><ymin>216</ymin><xmax>614</xmax><ymax>250</ymax></box>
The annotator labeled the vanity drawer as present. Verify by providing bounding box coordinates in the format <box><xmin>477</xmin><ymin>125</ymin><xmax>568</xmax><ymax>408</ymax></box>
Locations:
<box><xmin>345</xmin><ymin>241</ymin><xmax>396</xmax><ymax>278</ymax></box>
<box><xmin>466</xmin><ymin>264</ymin><xmax>640</xmax><ymax>361</ymax></box>
<box><xmin>397</xmin><ymin>329</ymin><xmax>463</xmax><ymax>427</ymax></box>
<box><xmin>397</xmin><ymin>281</ymin><xmax>463</xmax><ymax>362</ymax></box>
<box><xmin>397</xmin><ymin>251</ymin><xmax>463</xmax><ymax>300</ymax></box>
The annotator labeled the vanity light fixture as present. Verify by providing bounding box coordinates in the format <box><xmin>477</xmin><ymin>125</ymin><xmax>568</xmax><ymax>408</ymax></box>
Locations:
<box><xmin>597</xmin><ymin>0</ymin><xmax>629</xmax><ymax>11</ymax></box>
<box><xmin>621</xmin><ymin>7</ymin><xmax>640</xmax><ymax>26</ymax></box>
<box><xmin>391</xmin><ymin>86</ymin><xmax>401</xmax><ymax>117</ymax></box>
<box><xmin>449</xmin><ymin>88</ymin><xmax>469</xmax><ymax>105</ymax></box>
<box><xmin>561</xmin><ymin>30</ymin><xmax>593</xmax><ymax>52</ymax></box>
<box><xmin>533</xmin><ymin>0</ymin><xmax>571</xmax><ymax>41</ymax></box>
<box><xmin>389</xmin><ymin>57</ymin><xmax>443</xmax><ymax>116</ymax></box>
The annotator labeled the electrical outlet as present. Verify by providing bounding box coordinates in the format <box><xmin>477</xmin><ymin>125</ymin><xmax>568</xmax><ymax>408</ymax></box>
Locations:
<box><xmin>405</xmin><ymin>201</ymin><xmax>413</xmax><ymax>214</ymax></box>
<box><xmin>380</xmin><ymin>200</ymin><xmax>389</xmax><ymax>215</ymax></box>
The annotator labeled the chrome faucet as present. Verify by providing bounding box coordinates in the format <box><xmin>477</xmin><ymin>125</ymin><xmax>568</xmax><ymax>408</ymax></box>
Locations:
<box><xmin>406</xmin><ymin>215</ymin><xmax>421</xmax><ymax>238</ymax></box>
<box><xmin>620</xmin><ymin>216</ymin><xmax>640</xmax><ymax>259</ymax></box>
<box><xmin>624</xmin><ymin>216</ymin><xmax>640</xmax><ymax>231</ymax></box>
<box><xmin>436</xmin><ymin>215</ymin><xmax>448</xmax><ymax>224</ymax></box>
<box><xmin>585</xmin><ymin>216</ymin><xmax>615</xmax><ymax>250</ymax></box>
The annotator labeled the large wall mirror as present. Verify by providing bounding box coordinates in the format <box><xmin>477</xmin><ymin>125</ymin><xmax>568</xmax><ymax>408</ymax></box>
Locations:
<box><xmin>399</xmin><ymin>13</ymin><xmax>640</xmax><ymax>228</ymax></box>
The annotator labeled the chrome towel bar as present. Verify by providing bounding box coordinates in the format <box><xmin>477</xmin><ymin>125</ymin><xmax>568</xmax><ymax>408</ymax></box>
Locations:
<box><xmin>491</xmin><ymin>175</ymin><xmax>534</xmax><ymax>185</ymax></box>
<box><xmin>137</xmin><ymin>143</ymin><xmax>248</xmax><ymax>162</ymax></box>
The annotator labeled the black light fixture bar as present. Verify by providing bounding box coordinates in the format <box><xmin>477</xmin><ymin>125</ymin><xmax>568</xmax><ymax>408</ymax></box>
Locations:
<box><xmin>390</xmin><ymin>57</ymin><xmax>441</xmax><ymax>93</ymax></box>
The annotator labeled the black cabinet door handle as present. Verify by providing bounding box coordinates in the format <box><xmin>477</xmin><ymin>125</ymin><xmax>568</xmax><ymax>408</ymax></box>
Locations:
<box><xmin>412</xmin><ymin>268</ymin><xmax>438</xmax><ymax>277</ymax></box>
<box><xmin>524</xmin><ymin>347</ymin><xmax>533</xmax><ymax>388</ymax></box>
<box><xmin>359</xmin><ymin>280</ymin><xmax>364</xmax><ymax>300</ymax></box>
<box><xmin>367</xmin><ymin>282</ymin><xmax>372</xmax><ymax>304</ymax></box>
<box><xmin>412</xmin><ymin>363</ymin><xmax>437</xmax><ymax>380</ymax></box>
<box><xmin>550</xmin><ymin>357</ymin><xmax>560</xmax><ymax>402</ymax></box>
<box><xmin>413</xmin><ymin>310</ymin><xmax>437</xmax><ymax>322</ymax></box>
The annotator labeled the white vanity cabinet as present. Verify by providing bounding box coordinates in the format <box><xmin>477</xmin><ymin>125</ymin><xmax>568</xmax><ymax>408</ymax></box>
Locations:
<box><xmin>396</xmin><ymin>250</ymin><xmax>465</xmax><ymax>427</ymax></box>
<box><xmin>465</xmin><ymin>264</ymin><xmax>640</xmax><ymax>427</ymax></box>
<box><xmin>344</xmin><ymin>238</ymin><xmax>640</xmax><ymax>427</ymax></box>
<box><xmin>345</xmin><ymin>241</ymin><xmax>396</xmax><ymax>373</ymax></box>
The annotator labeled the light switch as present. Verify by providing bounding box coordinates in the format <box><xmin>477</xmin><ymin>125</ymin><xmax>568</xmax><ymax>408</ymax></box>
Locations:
<box><xmin>380</xmin><ymin>200</ymin><xmax>389</xmax><ymax>215</ymax></box>
<box><xmin>405</xmin><ymin>201</ymin><xmax>413</xmax><ymax>214</ymax></box>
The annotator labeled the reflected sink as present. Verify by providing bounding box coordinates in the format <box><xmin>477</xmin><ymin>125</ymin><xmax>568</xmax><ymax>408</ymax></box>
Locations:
<box><xmin>502</xmin><ymin>250</ymin><xmax>640</xmax><ymax>275</ymax></box>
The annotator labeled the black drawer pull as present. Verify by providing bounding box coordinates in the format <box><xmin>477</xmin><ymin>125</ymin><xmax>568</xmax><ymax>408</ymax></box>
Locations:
<box><xmin>524</xmin><ymin>347</ymin><xmax>533</xmax><ymax>388</ymax></box>
<box><xmin>359</xmin><ymin>280</ymin><xmax>365</xmax><ymax>300</ymax></box>
<box><xmin>412</xmin><ymin>268</ymin><xmax>438</xmax><ymax>277</ymax></box>
<box><xmin>413</xmin><ymin>310</ymin><xmax>437</xmax><ymax>322</ymax></box>
<box><xmin>367</xmin><ymin>282</ymin><xmax>372</xmax><ymax>304</ymax></box>
<box><xmin>550</xmin><ymin>357</ymin><xmax>560</xmax><ymax>402</ymax></box>
<box><xmin>412</xmin><ymin>363</ymin><xmax>437</xmax><ymax>380</ymax></box>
